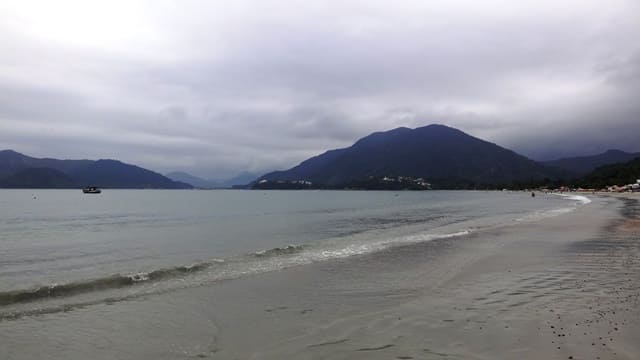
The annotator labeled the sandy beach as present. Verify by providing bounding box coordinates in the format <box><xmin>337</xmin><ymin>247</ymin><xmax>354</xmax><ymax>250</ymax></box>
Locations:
<box><xmin>3</xmin><ymin>1</ymin><xmax>640</xmax><ymax>358</ymax></box>
<box><xmin>1</xmin><ymin>194</ymin><xmax>639</xmax><ymax>359</ymax></box>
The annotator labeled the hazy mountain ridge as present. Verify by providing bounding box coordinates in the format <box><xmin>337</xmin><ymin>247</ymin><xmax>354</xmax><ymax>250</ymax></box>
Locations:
<box><xmin>258</xmin><ymin>124</ymin><xmax>567</xmax><ymax>189</ymax></box>
<box><xmin>0</xmin><ymin>150</ymin><xmax>191</xmax><ymax>189</ymax></box>
<box><xmin>580</xmin><ymin>157</ymin><xmax>640</xmax><ymax>189</ymax></box>
<box><xmin>0</xmin><ymin>150</ymin><xmax>93</xmax><ymax>179</ymax></box>
<box><xmin>4</xmin><ymin>126</ymin><xmax>639</xmax><ymax>190</ymax></box>
<box><xmin>165</xmin><ymin>171</ymin><xmax>214</xmax><ymax>188</ymax></box>
<box><xmin>166</xmin><ymin>171</ymin><xmax>258</xmax><ymax>188</ymax></box>
<box><xmin>544</xmin><ymin>149</ymin><xmax>640</xmax><ymax>176</ymax></box>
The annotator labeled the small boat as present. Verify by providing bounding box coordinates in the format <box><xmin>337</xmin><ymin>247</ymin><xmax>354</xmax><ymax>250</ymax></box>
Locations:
<box><xmin>82</xmin><ymin>186</ymin><xmax>102</xmax><ymax>194</ymax></box>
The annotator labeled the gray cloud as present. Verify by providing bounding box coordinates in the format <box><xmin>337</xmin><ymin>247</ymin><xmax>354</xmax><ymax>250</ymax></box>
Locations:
<box><xmin>1</xmin><ymin>0</ymin><xmax>639</xmax><ymax>178</ymax></box>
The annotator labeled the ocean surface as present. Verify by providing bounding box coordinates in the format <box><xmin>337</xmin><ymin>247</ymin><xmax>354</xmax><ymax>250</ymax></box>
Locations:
<box><xmin>0</xmin><ymin>189</ymin><xmax>586</xmax><ymax>319</ymax></box>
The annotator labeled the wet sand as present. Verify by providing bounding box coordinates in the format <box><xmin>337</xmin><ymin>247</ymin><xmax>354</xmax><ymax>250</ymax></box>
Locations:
<box><xmin>1</xmin><ymin>194</ymin><xmax>639</xmax><ymax>359</ymax></box>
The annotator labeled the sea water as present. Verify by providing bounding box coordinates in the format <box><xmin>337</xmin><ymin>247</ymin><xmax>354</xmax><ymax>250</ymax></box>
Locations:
<box><xmin>0</xmin><ymin>189</ymin><xmax>583</xmax><ymax>317</ymax></box>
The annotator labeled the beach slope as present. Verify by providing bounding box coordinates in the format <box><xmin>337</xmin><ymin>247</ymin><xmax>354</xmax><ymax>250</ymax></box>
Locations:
<box><xmin>1</xmin><ymin>195</ymin><xmax>639</xmax><ymax>359</ymax></box>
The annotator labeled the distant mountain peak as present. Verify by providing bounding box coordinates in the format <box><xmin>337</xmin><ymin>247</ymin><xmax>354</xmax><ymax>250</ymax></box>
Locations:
<box><xmin>258</xmin><ymin>123</ymin><xmax>562</xmax><ymax>188</ymax></box>
<box><xmin>0</xmin><ymin>150</ymin><xmax>191</xmax><ymax>189</ymax></box>
<box><xmin>385</xmin><ymin>125</ymin><xmax>412</xmax><ymax>133</ymax></box>
<box><xmin>166</xmin><ymin>170</ymin><xmax>259</xmax><ymax>188</ymax></box>
<box><xmin>165</xmin><ymin>171</ymin><xmax>212</xmax><ymax>188</ymax></box>
<box><xmin>0</xmin><ymin>149</ymin><xmax>20</xmax><ymax>154</ymax></box>
<box><xmin>603</xmin><ymin>149</ymin><xmax>628</xmax><ymax>155</ymax></box>
<box><xmin>544</xmin><ymin>149</ymin><xmax>640</xmax><ymax>176</ymax></box>
<box><xmin>0</xmin><ymin>149</ymin><xmax>29</xmax><ymax>158</ymax></box>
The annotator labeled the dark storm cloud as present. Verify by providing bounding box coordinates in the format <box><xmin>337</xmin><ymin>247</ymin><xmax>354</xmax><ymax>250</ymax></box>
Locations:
<box><xmin>1</xmin><ymin>0</ymin><xmax>639</xmax><ymax>177</ymax></box>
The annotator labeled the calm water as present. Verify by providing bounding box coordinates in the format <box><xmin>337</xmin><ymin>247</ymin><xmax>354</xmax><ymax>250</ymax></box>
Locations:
<box><xmin>0</xmin><ymin>189</ymin><xmax>581</xmax><ymax>316</ymax></box>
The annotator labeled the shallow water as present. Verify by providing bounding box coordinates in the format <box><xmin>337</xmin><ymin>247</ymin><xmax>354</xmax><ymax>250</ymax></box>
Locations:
<box><xmin>0</xmin><ymin>190</ymin><xmax>605</xmax><ymax>359</ymax></box>
<box><xmin>0</xmin><ymin>190</ymin><xmax>583</xmax><ymax>320</ymax></box>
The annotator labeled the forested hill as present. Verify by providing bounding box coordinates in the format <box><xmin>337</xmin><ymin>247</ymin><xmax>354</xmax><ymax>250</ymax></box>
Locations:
<box><xmin>0</xmin><ymin>150</ymin><xmax>191</xmax><ymax>189</ymax></box>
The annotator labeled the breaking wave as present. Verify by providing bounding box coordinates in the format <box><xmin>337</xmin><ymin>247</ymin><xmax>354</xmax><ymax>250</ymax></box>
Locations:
<box><xmin>0</xmin><ymin>193</ymin><xmax>594</xmax><ymax>314</ymax></box>
<box><xmin>253</xmin><ymin>244</ymin><xmax>306</xmax><ymax>257</ymax></box>
<box><xmin>0</xmin><ymin>230</ymin><xmax>473</xmax><ymax>310</ymax></box>
<box><xmin>516</xmin><ymin>193</ymin><xmax>591</xmax><ymax>222</ymax></box>
<box><xmin>0</xmin><ymin>261</ymin><xmax>220</xmax><ymax>307</ymax></box>
<box><xmin>558</xmin><ymin>194</ymin><xmax>592</xmax><ymax>205</ymax></box>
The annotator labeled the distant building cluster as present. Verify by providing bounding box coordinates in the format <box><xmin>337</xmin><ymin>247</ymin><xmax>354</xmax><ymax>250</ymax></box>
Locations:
<box><xmin>606</xmin><ymin>179</ymin><xmax>640</xmax><ymax>193</ymax></box>
<box><xmin>380</xmin><ymin>176</ymin><xmax>431</xmax><ymax>188</ymax></box>
<box><xmin>254</xmin><ymin>179</ymin><xmax>315</xmax><ymax>189</ymax></box>
<box><xmin>539</xmin><ymin>180</ymin><xmax>640</xmax><ymax>193</ymax></box>
<box><xmin>253</xmin><ymin>175</ymin><xmax>433</xmax><ymax>190</ymax></box>
<box><xmin>257</xmin><ymin>179</ymin><xmax>313</xmax><ymax>185</ymax></box>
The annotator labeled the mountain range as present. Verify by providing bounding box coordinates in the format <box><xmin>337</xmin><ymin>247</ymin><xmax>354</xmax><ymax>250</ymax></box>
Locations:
<box><xmin>258</xmin><ymin>124</ymin><xmax>568</xmax><ymax>189</ymax></box>
<box><xmin>0</xmin><ymin>150</ymin><xmax>191</xmax><ymax>189</ymax></box>
<box><xmin>256</xmin><ymin>124</ymin><xmax>640</xmax><ymax>189</ymax></box>
<box><xmin>165</xmin><ymin>171</ymin><xmax>258</xmax><ymax>189</ymax></box>
<box><xmin>2</xmin><ymin>124</ymin><xmax>638</xmax><ymax>190</ymax></box>
<box><xmin>543</xmin><ymin>149</ymin><xmax>640</xmax><ymax>176</ymax></box>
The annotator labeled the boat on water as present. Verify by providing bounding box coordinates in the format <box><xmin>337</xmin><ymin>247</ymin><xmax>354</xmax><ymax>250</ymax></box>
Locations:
<box><xmin>82</xmin><ymin>186</ymin><xmax>102</xmax><ymax>194</ymax></box>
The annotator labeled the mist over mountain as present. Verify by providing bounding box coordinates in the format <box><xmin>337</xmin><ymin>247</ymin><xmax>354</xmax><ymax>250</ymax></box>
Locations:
<box><xmin>72</xmin><ymin>160</ymin><xmax>190</xmax><ymax>189</ymax></box>
<box><xmin>166</xmin><ymin>171</ymin><xmax>214</xmax><ymax>188</ymax></box>
<box><xmin>0</xmin><ymin>150</ymin><xmax>191</xmax><ymax>189</ymax></box>
<box><xmin>166</xmin><ymin>171</ymin><xmax>258</xmax><ymax>188</ymax></box>
<box><xmin>221</xmin><ymin>172</ymin><xmax>259</xmax><ymax>187</ymax></box>
<box><xmin>2</xmin><ymin>2</ymin><xmax>640</xmax><ymax>183</ymax></box>
<box><xmin>258</xmin><ymin>124</ymin><xmax>566</xmax><ymax>189</ymax></box>
<box><xmin>5</xmin><ymin>124</ymin><xmax>637</xmax><ymax>191</ymax></box>
<box><xmin>544</xmin><ymin>150</ymin><xmax>640</xmax><ymax>176</ymax></box>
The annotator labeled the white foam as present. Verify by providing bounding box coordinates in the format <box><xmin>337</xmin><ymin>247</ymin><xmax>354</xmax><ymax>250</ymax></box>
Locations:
<box><xmin>304</xmin><ymin>230</ymin><xmax>472</xmax><ymax>262</ymax></box>
<box><xmin>128</xmin><ymin>272</ymin><xmax>149</xmax><ymax>282</ymax></box>
<box><xmin>402</xmin><ymin>230</ymin><xmax>471</xmax><ymax>243</ymax></box>
<box><xmin>516</xmin><ymin>193</ymin><xmax>592</xmax><ymax>222</ymax></box>
<box><xmin>554</xmin><ymin>193</ymin><xmax>592</xmax><ymax>204</ymax></box>
<box><xmin>515</xmin><ymin>207</ymin><xmax>575</xmax><ymax>222</ymax></box>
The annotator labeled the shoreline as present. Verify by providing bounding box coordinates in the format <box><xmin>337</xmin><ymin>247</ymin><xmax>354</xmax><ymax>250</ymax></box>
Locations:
<box><xmin>1</xmin><ymin>194</ymin><xmax>639</xmax><ymax>359</ymax></box>
<box><xmin>200</xmin><ymin>194</ymin><xmax>639</xmax><ymax>360</ymax></box>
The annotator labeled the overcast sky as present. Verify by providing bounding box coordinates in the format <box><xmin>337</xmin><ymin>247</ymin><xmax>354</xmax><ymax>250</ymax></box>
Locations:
<box><xmin>1</xmin><ymin>0</ymin><xmax>639</xmax><ymax>178</ymax></box>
